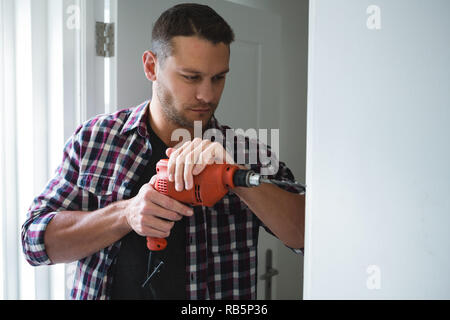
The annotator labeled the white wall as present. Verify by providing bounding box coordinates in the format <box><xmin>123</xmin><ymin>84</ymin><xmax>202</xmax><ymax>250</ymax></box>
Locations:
<box><xmin>305</xmin><ymin>0</ymin><xmax>450</xmax><ymax>299</ymax></box>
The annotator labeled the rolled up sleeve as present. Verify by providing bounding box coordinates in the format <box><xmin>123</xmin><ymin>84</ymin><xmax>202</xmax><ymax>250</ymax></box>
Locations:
<box><xmin>21</xmin><ymin>211</ymin><xmax>58</xmax><ymax>266</ymax></box>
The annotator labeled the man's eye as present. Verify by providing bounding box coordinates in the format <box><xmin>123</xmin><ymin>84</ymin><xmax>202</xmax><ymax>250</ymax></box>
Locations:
<box><xmin>183</xmin><ymin>75</ymin><xmax>199</xmax><ymax>81</ymax></box>
<box><xmin>213</xmin><ymin>75</ymin><xmax>225</xmax><ymax>81</ymax></box>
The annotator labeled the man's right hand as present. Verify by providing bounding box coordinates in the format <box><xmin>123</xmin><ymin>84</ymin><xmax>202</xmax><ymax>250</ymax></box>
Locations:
<box><xmin>124</xmin><ymin>175</ymin><xmax>194</xmax><ymax>238</ymax></box>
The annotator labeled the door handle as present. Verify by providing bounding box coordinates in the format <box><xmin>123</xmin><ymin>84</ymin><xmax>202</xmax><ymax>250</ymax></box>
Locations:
<box><xmin>259</xmin><ymin>249</ymin><xmax>279</xmax><ymax>299</ymax></box>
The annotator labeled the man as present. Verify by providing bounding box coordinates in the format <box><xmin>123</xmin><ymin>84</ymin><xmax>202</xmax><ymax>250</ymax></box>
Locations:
<box><xmin>21</xmin><ymin>3</ymin><xmax>305</xmax><ymax>300</ymax></box>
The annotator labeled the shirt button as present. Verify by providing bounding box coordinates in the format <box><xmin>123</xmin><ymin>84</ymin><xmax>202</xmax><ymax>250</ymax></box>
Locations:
<box><xmin>189</xmin><ymin>236</ymin><xmax>193</xmax><ymax>244</ymax></box>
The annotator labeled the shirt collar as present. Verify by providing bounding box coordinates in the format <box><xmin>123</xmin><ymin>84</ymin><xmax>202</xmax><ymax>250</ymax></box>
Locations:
<box><xmin>120</xmin><ymin>100</ymin><xmax>150</xmax><ymax>138</ymax></box>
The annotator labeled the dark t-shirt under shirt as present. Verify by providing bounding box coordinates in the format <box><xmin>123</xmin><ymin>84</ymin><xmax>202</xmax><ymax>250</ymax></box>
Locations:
<box><xmin>110</xmin><ymin>117</ymin><xmax>186</xmax><ymax>300</ymax></box>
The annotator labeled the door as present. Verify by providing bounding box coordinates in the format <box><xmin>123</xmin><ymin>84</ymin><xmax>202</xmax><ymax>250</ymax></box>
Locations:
<box><xmin>93</xmin><ymin>0</ymin><xmax>296</xmax><ymax>299</ymax></box>
<box><xmin>305</xmin><ymin>0</ymin><xmax>450</xmax><ymax>299</ymax></box>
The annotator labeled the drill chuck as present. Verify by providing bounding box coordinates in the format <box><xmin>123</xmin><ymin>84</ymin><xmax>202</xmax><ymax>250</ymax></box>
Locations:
<box><xmin>232</xmin><ymin>169</ymin><xmax>262</xmax><ymax>187</ymax></box>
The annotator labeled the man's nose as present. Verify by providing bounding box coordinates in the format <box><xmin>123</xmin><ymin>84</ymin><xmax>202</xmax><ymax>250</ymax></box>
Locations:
<box><xmin>195</xmin><ymin>80</ymin><xmax>214</xmax><ymax>104</ymax></box>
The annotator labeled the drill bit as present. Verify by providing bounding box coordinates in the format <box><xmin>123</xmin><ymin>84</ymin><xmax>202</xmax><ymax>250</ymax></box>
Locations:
<box><xmin>234</xmin><ymin>169</ymin><xmax>306</xmax><ymax>194</ymax></box>
<box><xmin>259</xmin><ymin>176</ymin><xmax>306</xmax><ymax>194</ymax></box>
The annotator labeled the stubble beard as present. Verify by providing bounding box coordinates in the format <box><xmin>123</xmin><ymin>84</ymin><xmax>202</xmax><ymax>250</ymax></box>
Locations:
<box><xmin>155</xmin><ymin>80</ymin><xmax>217</xmax><ymax>130</ymax></box>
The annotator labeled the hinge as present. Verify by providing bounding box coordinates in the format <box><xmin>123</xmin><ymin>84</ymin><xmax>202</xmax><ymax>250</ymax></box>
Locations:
<box><xmin>96</xmin><ymin>22</ymin><xmax>115</xmax><ymax>57</ymax></box>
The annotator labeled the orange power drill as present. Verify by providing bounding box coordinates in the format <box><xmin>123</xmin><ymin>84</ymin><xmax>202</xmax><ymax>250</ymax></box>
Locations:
<box><xmin>146</xmin><ymin>159</ymin><xmax>306</xmax><ymax>251</ymax></box>
<box><xmin>142</xmin><ymin>159</ymin><xmax>306</xmax><ymax>289</ymax></box>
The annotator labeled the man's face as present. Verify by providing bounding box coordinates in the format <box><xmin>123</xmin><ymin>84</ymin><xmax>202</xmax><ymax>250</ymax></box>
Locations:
<box><xmin>154</xmin><ymin>36</ymin><xmax>230</xmax><ymax>129</ymax></box>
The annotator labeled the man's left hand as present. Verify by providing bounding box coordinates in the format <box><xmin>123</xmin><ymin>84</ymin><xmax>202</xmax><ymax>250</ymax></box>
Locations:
<box><xmin>166</xmin><ymin>138</ymin><xmax>236</xmax><ymax>192</ymax></box>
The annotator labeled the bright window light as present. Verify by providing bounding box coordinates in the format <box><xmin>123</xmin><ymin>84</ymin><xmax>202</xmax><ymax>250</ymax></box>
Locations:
<box><xmin>0</xmin><ymin>0</ymin><xmax>5</xmax><ymax>299</ymax></box>
<box><xmin>1</xmin><ymin>0</ymin><xmax>87</xmax><ymax>300</ymax></box>
<box><xmin>15</xmin><ymin>0</ymin><xmax>36</xmax><ymax>300</ymax></box>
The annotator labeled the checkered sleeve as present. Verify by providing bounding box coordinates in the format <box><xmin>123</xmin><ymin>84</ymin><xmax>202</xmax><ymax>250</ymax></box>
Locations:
<box><xmin>21</xmin><ymin>125</ymin><xmax>83</xmax><ymax>266</ymax></box>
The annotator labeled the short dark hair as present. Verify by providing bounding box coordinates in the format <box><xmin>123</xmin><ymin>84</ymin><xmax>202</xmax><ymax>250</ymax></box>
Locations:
<box><xmin>151</xmin><ymin>3</ymin><xmax>235</xmax><ymax>64</ymax></box>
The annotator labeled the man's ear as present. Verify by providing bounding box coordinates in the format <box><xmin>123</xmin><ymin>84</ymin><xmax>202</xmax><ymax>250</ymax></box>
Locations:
<box><xmin>142</xmin><ymin>50</ymin><xmax>158</xmax><ymax>81</ymax></box>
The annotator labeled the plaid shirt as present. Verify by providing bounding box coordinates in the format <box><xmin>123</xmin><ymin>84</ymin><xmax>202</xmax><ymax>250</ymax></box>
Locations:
<box><xmin>21</xmin><ymin>101</ymin><xmax>304</xmax><ymax>300</ymax></box>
